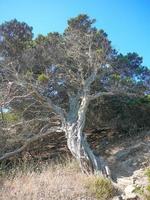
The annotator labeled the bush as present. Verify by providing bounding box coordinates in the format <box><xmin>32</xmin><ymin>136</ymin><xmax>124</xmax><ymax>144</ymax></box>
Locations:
<box><xmin>87</xmin><ymin>95</ymin><xmax>150</xmax><ymax>133</ymax></box>
<box><xmin>85</xmin><ymin>176</ymin><xmax>116</xmax><ymax>200</ymax></box>
<box><xmin>37</xmin><ymin>73</ymin><xmax>49</xmax><ymax>83</ymax></box>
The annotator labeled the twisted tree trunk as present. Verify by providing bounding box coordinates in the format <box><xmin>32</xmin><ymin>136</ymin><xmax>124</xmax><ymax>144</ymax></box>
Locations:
<box><xmin>65</xmin><ymin>96</ymin><xmax>111</xmax><ymax>178</ymax></box>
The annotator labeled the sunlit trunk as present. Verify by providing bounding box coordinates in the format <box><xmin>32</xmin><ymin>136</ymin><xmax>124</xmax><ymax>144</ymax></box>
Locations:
<box><xmin>65</xmin><ymin>96</ymin><xmax>111</xmax><ymax>178</ymax></box>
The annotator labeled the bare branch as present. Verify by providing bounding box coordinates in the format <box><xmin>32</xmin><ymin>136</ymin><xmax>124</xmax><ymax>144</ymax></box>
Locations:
<box><xmin>8</xmin><ymin>117</ymin><xmax>58</xmax><ymax>129</ymax></box>
<box><xmin>88</xmin><ymin>91</ymin><xmax>114</xmax><ymax>100</ymax></box>
<box><xmin>88</xmin><ymin>91</ymin><xmax>139</xmax><ymax>101</ymax></box>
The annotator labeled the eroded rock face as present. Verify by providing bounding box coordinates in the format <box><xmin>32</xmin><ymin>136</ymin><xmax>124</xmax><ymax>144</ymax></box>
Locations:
<box><xmin>112</xmin><ymin>168</ymin><xmax>149</xmax><ymax>199</ymax></box>
<box><xmin>109</xmin><ymin>132</ymin><xmax>150</xmax><ymax>200</ymax></box>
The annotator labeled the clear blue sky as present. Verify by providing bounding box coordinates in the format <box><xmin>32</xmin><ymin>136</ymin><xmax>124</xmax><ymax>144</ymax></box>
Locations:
<box><xmin>0</xmin><ymin>0</ymin><xmax>150</xmax><ymax>67</ymax></box>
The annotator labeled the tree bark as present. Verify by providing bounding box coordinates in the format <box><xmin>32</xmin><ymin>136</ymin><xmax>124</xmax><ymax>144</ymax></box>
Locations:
<box><xmin>65</xmin><ymin>96</ymin><xmax>111</xmax><ymax>178</ymax></box>
<box><xmin>66</xmin><ymin>124</ymin><xmax>111</xmax><ymax>178</ymax></box>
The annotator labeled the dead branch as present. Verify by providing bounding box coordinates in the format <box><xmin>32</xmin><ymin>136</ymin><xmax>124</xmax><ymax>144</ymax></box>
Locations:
<box><xmin>2</xmin><ymin>92</ymin><xmax>34</xmax><ymax>107</ymax></box>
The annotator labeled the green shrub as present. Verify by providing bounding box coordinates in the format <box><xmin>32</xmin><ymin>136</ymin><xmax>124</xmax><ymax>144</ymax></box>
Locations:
<box><xmin>85</xmin><ymin>176</ymin><xmax>115</xmax><ymax>200</ymax></box>
<box><xmin>38</xmin><ymin>73</ymin><xmax>49</xmax><ymax>83</ymax></box>
<box><xmin>2</xmin><ymin>112</ymin><xmax>20</xmax><ymax>123</ymax></box>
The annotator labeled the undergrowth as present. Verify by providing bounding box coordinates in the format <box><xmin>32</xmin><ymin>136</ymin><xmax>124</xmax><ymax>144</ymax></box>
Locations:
<box><xmin>0</xmin><ymin>159</ymin><xmax>116</xmax><ymax>200</ymax></box>
<box><xmin>85</xmin><ymin>176</ymin><xmax>116</xmax><ymax>200</ymax></box>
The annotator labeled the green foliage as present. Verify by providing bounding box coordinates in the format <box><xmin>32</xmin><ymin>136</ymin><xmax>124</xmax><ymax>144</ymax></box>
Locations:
<box><xmin>142</xmin><ymin>95</ymin><xmax>150</xmax><ymax>104</ymax></box>
<box><xmin>37</xmin><ymin>73</ymin><xmax>49</xmax><ymax>83</ymax></box>
<box><xmin>96</xmin><ymin>48</ymin><xmax>103</xmax><ymax>54</ymax></box>
<box><xmin>25</xmin><ymin>40</ymin><xmax>37</xmax><ymax>48</ymax></box>
<box><xmin>0</xmin><ymin>19</ymin><xmax>33</xmax><ymax>57</ymax></box>
<box><xmin>2</xmin><ymin>112</ymin><xmax>20</xmax><ymax>123</ymax></box>
<box><xmin>67</xmin><ymin>14</ymin><xmax>96</xmax><ymax>32</ymax></box>
<box><xmin>112</xmin><ymin>74</ymin><xmax>121</xmax><ymax>81</ymax></box>
<box><xmin>35</xmin><ymin>34</ymin><xmax>47</xmax><ymax>45</ymax></box>
<box><xmin>87</xmin><ymin>95</ymin><xmax>150</xmax><ymax>133</ymax></box>
<box><xmin>85</xmin><ymin>176</ymin><xmax>115</xmax><ymax>200</ymax></box>
<box><xmin>133</xmin><ymin>185</ymin><xmax>145</xmax><ymax>196</ymax></box>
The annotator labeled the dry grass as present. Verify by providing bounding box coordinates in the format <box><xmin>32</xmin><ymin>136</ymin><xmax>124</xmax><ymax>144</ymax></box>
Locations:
<box><xmin>0</xmin><ymin>159</ymin><xmax>116</xmax><ymax>200</ymax></box>
<box><xmin>0</xmin><ymin>160</ymin><xmax>98</xmax><ymax>200</ymax></box>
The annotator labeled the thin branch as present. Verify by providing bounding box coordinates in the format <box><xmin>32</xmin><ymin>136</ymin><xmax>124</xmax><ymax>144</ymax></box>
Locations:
<box><xmin>22</xmin><ymin>102</ymin><xmax>37</xmax><ymax>115</ymax></box>
<box><xmin>2</xmin><ymin>92</ymin><xmax>34</xmax><ymax>107</ymax></box>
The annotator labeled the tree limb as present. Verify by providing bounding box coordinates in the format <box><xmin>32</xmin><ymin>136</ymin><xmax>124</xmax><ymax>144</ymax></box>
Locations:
<box><xmin>88</xmin><ymin>91</ymin><xmax>114</xmax><ymax>100</ymax></box>
<box><xmin>88</xmin><ymin>91</ymin><xmax>138</xmax><ymax>100</ymax></box>
<box><xmin>0</xmin><ymin>126</ymin><xmax>63</xmax><ymax>162</ymax></box>
<box><xmin>4</xmin><ymin>117</ymin><xmax>59</xmax><ymax>130</ymax></box>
